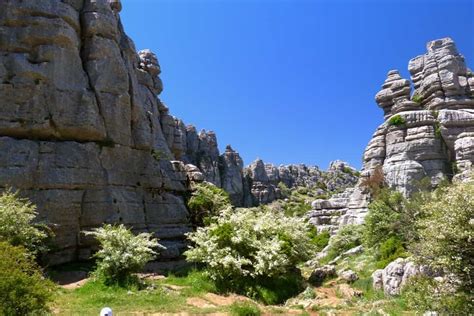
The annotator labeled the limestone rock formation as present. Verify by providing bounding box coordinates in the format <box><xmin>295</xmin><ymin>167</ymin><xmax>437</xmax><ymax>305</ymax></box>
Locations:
<box><xmin>0</xmin><ymin>0</ymin><xmax>236</xmax><ymax>264</ymax></box>
<box><xmin>372</xmin><ymin>258</ymin><xmax>432</xmax><ymax>296</ymax></box>
<box><xmin>309</xmin><ymin>38</ymin><xmax>474</xmax><ymax>234</ymax></box>
<box><xmin>368</xmin><ymin>37</ymin><xmax>474</xmax><ymax>194</ymax></box>
<box><xmin>243</xmin><ymin>160</ymin><xmax>359</xmax><ymax>207</ymax></box>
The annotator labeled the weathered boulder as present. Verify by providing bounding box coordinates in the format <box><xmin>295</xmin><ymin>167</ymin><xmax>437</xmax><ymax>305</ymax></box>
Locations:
<box><xmin>338</xmin><ymin>269</ymin><xmax>359</xmax><ymax>283</ymax></box>
<box><xmin>372</xmin><ymin>258</ymin><xmax>432</xmax><ymax>296</ymax></box>
<box><xmin>308</xmin><ymin>265</ymin><xmax>337</xmax><ymax>286</ymax></box>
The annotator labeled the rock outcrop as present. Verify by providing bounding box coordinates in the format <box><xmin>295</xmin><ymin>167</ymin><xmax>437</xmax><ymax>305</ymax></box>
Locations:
<box><xmin>309</xmin><ymin>38</ymin><xmax>474</xmax><ymax>234</ymax></box>
<box><xmin>0</xmin><ymin>0</ymin><xmax>207</xmax><ymax>264</ymax></box>
<box><xmin>372</xmin><ymin>258</ymin><xmax>432</xmax><ymax>296</ymax></box>
<box><xmin>0</xmin><ymin>0</ymin><xmax>246</xmax><ymax>264</ymax></box>
<box><xmin>242</xmin><ymin>160</ymin><xmax>359</xmax><ymax>207</ymax></box>
<box><xmin>369</xmin><ymin>37</ymin><xmax>474</xmax><ymax>194</ymax></box>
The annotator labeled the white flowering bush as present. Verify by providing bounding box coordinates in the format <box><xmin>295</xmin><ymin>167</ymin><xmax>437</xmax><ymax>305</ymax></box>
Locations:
<box><xmin>185</xmin><ymin>207</ymin><xmax>316</xmax><ymax>281</ymax></box>
<box><xmin>86</xmin><ymin>224</ymin><xmax>165</xmax><ymax>284</ymax></box>
<box><xmin>0</xmin><ymin>189</ymin><xmax>49</xmax><ymax>255</ymax></box>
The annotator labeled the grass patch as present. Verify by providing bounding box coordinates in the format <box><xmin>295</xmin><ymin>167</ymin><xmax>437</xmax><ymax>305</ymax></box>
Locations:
<box><xmin>229</xmin><ymin>301</ymin><xmax>261</xmax><ymax>316</ymax></box>
<box><xmin>54</xmin><ymin>279</ymin><xmax>187</xmax><ymax>315</ymax></box>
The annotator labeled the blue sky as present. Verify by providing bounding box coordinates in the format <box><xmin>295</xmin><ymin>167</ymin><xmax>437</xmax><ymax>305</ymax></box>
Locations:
<box><xmin>120</xmin><ymin>0</ymin><xmax>473</xmax><ymax>169</ymax></box>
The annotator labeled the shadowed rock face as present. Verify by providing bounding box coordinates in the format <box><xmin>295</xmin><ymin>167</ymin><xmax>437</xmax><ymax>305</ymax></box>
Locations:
<box><xmin>310</xmin><ymin>38</ymin><xmax>474</xmax><ymax>235</ymax></box>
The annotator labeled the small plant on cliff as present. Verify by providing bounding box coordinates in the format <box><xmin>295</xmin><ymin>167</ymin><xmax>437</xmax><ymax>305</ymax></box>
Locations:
<box><xmin>388</xmin><ymin>114</ymin><xmax>406</xmax><ymax>126</ymax></box>
<box><xmin>185</xmin><ymin>207</ymin><xmax>315</xmax><ymax>303</ymax></box>
<box><xmin>0</xmin><ymin>189</ymin><xmax>50</xmax><ymax>256</ymax></box>
<box><xmin>0</xmin><ymin>242</ymin><xmax>55</xmax><ymax>315</ymax></box>
<box><xmin>411</xmin><ymin>94</ymin><xmax>423</xmax><ymax>104</ymax></box>
<box><xmin>85</xmin><ymin>224</ymin><xmax>165</xmax><ymax>285</ymax></box>
<box><xmin>187</xmin><ymin>182</ymin><xmax>231</xmax><ymax>226</ymax></box>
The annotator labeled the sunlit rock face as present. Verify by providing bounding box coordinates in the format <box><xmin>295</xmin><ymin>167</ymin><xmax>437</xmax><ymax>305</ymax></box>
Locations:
<box><xmin>310</xmin><ymin>38</ymin><xmax>474</xmax><ymax>234</ymax></box>
<box><xmin>0</xmin><ymin>0</ymin><xmax>202</xmax><ymax>264</ymax></box>
<box><xmin>367</xmin><ymin>37</ymin><xmax>474</xmax><ymax>194</ymax></box>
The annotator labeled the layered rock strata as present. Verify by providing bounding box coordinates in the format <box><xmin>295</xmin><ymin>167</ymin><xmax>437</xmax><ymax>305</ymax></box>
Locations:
<box><xmin>309</xmin><ymin>37</ymin><xmax>474</xmax><ymax>234</ymax></box>
<box><xmin>242</xmin><ymin>159</ymin><xmax>359</xmax><ymax>207</ymax></box>
<box><xmin>0</xmin><ymin>0</ymin><xmax>232</xmax><ymax>264</ymax></box>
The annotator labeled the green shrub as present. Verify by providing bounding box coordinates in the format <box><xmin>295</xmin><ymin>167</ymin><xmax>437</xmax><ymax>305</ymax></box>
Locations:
<box><xmin>402</xmin><ymin>276</ymin><xmax>473</xmax><ymax>314</ymax></box>
<box><xmin>325</xmin><ymin>225</ymin><xmax>364</xmax><ymax>260</ymax></box>
<box><xmin>229</xmin><ymin>301</ymin><xmax>261</xmax><ymax>316</ymax></box>
<box><xmin>363</xmin><ymin>187</ymin><xmax>424</xmax><ymax>250</ymax></box>
<box><xmin>308</xmin><ymin>228</ymin><xmax>330</xmax><ymax>252</ymax></box>
<box><xmin>375</xmin><ymin>236</ymin><xmax>407</xmax><ymax>269</ymax></box>
<box><xmin>388</xmin><ymin>114</ymin><xmax>406</xmax><ymax>126</ymax></box>
<box><xmin>185</xmin><ymin>207</ymin><xmax>314</xmax><ymax>303</ymax></box>
<box><xmin>411</xmin><ymin>94</ymin><xmax>423</xmax><ymax>104</ymax></box>
<box><xmin>277</xmin><ymin>182</ymin><xmax>291</xmax><ymax>198</ymax></box>
<box><xmin>0</xmin><ymin>189</ymin><xmax>50</xmax><ymax>256</ymax></box>
<box><xmin>0</xmin><ymin>242</ymin><xmax>55</xmax><ymax>315</ymax></box>
<box><xmin>187</xmin><ymin>182</ymin><xmax>231</xmax><ymax>226</ymax></box>
<box><xmin>412</xmin><ymin>182</ymin><xmax>474</xmax><ymax>292</ymax></box>
<box><xmin>85</xmin><ymin>224</ymin><xmax>165</xmax><ymax>285</ymax></box>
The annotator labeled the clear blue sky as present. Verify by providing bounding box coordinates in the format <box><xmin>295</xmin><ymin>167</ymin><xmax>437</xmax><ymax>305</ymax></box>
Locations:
<box><xmin>120</xmin><ymin>0</ymin><xmax>473</xmax><ymax>169</ymax></box>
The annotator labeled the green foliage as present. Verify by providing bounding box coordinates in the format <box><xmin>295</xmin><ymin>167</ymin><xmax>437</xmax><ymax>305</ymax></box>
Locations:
<box><xmin>307</xmin><ymin>228</ymin><xmax>330</xmax><ymax>252</ymax></box>
<box><xmin>277</xmin><ymin>182</ymin><xmax>291</xmax><ymax>198</ymax></box>
<box><xmin>411</xmin><ymin>94</ymin><xmax>423</xmax><ymax>104</ymax></box>
<box><xmin>388</xmin><ymin>114</ymin><xmax>406</xmax><ymax>126</ymax></box>
<box><xmin>151</xmin><ymin>149</ymin><xmax>171</xmax><ymax>161</ymax></box>
<box><xmin>187</xmin><ymin>182</ymin><xmax>231</xmax><ymax>226</ymax></box>
<box><xmin>451</xmin><ymin>161</ymin><xmax>459</xmax><ymax>175</ymax></box>
<box><xmin>325</xmin><ymin>225</ymin><xmax>364</xmax><ymax>261</ymax></box>
<box><xmin>0</xmin><ymin>242</ymin><xmax>55</xmax><ymax>315</ymax></box>
<box><xmin>402</xmin><ymin>276</ymin><xmax>473</xmax><ymax>315</ymax></box>
<box><xmin>229</xmin><ymin>301</ymin><xmax>261</xmax><ymax>316</ymax></box>
<box><xmin>363</xmin><ymin>186</ymin><xmax>426</xmax><ymax>250</ymax></box>
<box><xmin>0</xmin><ymin>189</ymin><xmax>50</xmax><ymax>256</ymax></box>
<box><xmin>375</xmin><ymin>236</ymin><xmax>407</xmax><ymax>269</ymax></box>
<box><xmin>162</xmin><ymin>268</ymin><xmax>217</xmax><ymax>296</ymax></box>
<box><xmin>85</xmin><ymin>224</ymin><xmax>165</xmax><ymax>285</ymax></box>
<box><xmin>412</xmin><ymin>182</ymin><xmax>474</xmax><ymax>292</ymax></box>
<box><xmin>434</xmin><ymin>122</ymin><xmax>442</xmax><ymax>139</ymax></box>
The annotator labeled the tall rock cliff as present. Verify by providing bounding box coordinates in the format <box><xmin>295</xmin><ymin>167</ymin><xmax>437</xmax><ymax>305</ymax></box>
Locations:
<box><xmin>309</xmin><ymin>37</ymin><xmax>474</xmax><ymax>234</ymax></box>
<box><xmin>0</xmin><ymin>0</ymin><xmax>237</xmax><ymax>264</ymax></box>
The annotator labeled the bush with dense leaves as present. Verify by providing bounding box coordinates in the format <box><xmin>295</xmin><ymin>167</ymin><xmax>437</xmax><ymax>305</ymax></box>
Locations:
<box><xmin>0</xmin><ymin>189</ymin><xmax>50</xmax><ymax>256</ymax></box>
<box><xmin>402</xmin><ymin>276</ymin><xmax>473</xmax><ymax>314</ymax></box>
<box><xmin>185</xmin><ymin>207</ymin><xmax>315</xmax><ymax>303</ymax></box>
<box><xmin>325</xmin><ymin>225</ymin><xmax>364</xmax><ymax>260</ymax></box>
<box><xmin>0</xmin><ymin>242</ymin><xmax>55</xmax><ymax>315</ymax></box>
<box><xmin>187</xmin><ymin>182</ymin><xmax>231</xmax><ymax>226</ymax></box>
<box><xmin>412</xmin><ymin>182</ymin><xmax>474</xmax><ymax>292</ymax></box>
<box><xmin>85</xmin><ymin>224</ymin><xmax>165</xmax><ymax>284</ymax></box>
